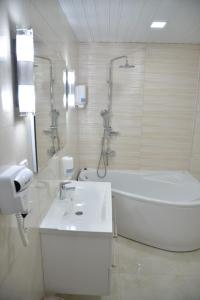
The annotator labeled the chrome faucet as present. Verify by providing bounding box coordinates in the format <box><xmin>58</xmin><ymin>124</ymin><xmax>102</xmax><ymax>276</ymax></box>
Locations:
<box><xmin>59</xmin><ymin>181</ymin><xmax>75</xmax><ymax>200</ymax></box>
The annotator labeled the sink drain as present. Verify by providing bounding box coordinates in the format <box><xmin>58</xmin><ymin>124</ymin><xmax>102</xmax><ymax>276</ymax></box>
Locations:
<box><xmin>75</xmin><ymin>211</ymin><xmax>83</xmax><ymax>216</ymax></box>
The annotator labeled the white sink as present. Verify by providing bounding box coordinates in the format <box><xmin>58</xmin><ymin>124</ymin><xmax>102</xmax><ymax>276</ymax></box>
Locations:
<box><xmin>40</xmin><ymin>181</ymin><xmax>112</xmax><ymax>296</ymax></box>
<box><xmin>40</xmin><ymin>181</ymin><xmax>112</xmax><ymax>234</ymax></box>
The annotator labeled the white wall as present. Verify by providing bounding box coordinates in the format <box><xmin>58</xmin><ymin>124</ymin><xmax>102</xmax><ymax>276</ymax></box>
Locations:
<box><xmin>0</xmin><ymin>1</ymin><xmax>44</xmax><ymax>299</ymax></box>
<box><xmin>0</xmin><ymin>1</ymin><xmax>79</xmax><ymax>299</ymax></box>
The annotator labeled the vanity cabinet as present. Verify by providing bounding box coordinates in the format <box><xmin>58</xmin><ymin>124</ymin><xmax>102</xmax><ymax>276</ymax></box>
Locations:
<box><xmin>40</xmin><ymin>181</ymin><xmax>112</xmax><ymax>295</ymax></box>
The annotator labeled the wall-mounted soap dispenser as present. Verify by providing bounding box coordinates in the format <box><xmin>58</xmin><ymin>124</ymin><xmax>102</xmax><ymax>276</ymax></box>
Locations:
<box><xmin>75</xmin><ymin>85</ymin><xmax>87</xmax><ymax>108</ymax></box>
<box><xmin>0</xmin><ymin>165</ymin><xmax>33</xmax><ymax>246</ymax></box>
<box><xmin>60</xmin><ymin>156</ymin><xmax>74</xmax><ymax>180</ymax></box>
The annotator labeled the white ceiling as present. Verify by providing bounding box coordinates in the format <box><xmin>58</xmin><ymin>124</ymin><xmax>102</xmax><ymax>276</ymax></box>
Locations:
<box><xmin>59</xmin><ymin>0</ymin><xmax>200</xmax><ymax>43</ymax></box>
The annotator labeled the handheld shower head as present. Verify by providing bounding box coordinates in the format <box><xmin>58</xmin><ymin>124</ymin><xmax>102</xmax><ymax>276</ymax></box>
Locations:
<box><xmin>100</xmin><ymin>109</ymin><xmax>109</xmax><ymax>117</ymax></box>
<box><xmin>100</xmin><ymin>109</ymin><xmax>110</xmax><ymax>128</ymax></box>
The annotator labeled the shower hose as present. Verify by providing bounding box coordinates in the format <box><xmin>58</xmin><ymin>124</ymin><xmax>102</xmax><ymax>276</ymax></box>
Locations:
<box><xmin>97</xmin><ymin>130</ymin><xmax>107</xmax><ymax>178</ymax></box>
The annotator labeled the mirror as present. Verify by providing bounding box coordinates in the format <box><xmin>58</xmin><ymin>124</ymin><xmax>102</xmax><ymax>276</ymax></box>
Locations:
<box><xmin>34</xmin><ymin>53</ymin><xmax>67</xmax><ymax>172</ymax></box>
<box><xmin>11</xmin><ymin>26</ymin><xmax>71</xmax><ymax>173</ymax></box>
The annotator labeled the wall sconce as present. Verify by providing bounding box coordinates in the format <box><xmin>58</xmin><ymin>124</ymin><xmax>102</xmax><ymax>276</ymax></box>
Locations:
<box><xmin>67</xmin><ymin>70</ymin><xmax>75</xmax><ymax>108</ymax></box>
<box><xmin>16</xmin><ymin>28</ymin><xmax>35</xmax><ymax>116</ymax></box>
<box><xmin>63</xmin><ymin>69</ymin><xmax>67</xmax><ymax>108</ymax></box>
<box><xmin>63</xmin><ymin>69</ymin><xmax>87</xmax><ymax>109</ymax></box>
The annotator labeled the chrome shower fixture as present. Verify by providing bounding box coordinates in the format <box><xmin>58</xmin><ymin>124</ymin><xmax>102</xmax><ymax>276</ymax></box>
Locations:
<box><xmin>119</xmin><ymin>58</ymin><xmax>135</xmax><ymax>69</ymax></box>
<box><xmin>100</xmin><ymin>109</ymin><xmax>109</xmax><ymax>117</ymax></box>
<box><xmin>97</xmin><ymin>55</ymin><xmax>135</xmax><ymax>178</ymax></box>
<box><xmin>35</xmin><ymin>55</ymin><xmax>61</xmax><ymax>156</ymax></box>
<box><xmin>100</xmin><ymin>109</ymin><xmax>110</xmax><ymax>128</ymax></box>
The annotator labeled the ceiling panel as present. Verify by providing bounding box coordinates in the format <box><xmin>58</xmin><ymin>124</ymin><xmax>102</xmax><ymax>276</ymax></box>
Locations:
<box><xmin>58</xmin><ymin>0</ymin><xmax>200</xmax><ymax>43</ymax></box>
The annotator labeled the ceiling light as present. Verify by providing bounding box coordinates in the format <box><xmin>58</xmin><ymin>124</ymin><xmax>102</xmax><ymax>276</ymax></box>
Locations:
<box><xmin>150</xmin><ymin>22</ymin><xmax>167</xmax><ymax>29</ymax></box>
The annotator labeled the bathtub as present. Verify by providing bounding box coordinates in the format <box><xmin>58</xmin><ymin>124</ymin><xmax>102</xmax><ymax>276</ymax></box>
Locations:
<box><xmin>79</xmin><ymin>168</ymin><xmax>200</xmax><ymax>251</ymax></box>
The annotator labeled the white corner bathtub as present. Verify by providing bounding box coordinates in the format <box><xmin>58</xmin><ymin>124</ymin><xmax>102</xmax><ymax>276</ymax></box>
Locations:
<box><xmin>79</xmin><ymin>168</ymin><xmax>200</xmax><ymax>252</ymax></box>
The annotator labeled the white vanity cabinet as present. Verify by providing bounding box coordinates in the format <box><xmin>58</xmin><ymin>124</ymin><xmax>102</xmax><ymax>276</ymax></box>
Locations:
<box><xmin>40</xmin><ymin>181</ymin><xmax>112</xmax><ymax>296</ymax></box>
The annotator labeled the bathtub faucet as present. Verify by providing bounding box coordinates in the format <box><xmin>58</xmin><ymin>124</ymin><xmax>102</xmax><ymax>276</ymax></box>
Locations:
<box><xmin>59</xmin><ymin>181</ymin><xmax>75</xmax><ymax>200</ymax></box>
<box><xmin>76</xmin><ymin>168</ymin><xmax>88</xmax><ymax>181</ymax></box>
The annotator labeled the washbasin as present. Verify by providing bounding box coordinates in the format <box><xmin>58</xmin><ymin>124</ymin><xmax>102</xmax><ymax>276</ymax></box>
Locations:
<box><xmin>40</xmin><ymin>180</ymin><xmax>112</xmax><ymax>234</ymax></box>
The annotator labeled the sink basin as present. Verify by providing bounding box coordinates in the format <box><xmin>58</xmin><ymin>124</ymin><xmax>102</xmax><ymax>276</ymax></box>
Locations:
<box><xmin>40</xmin><ymin>181</ymin><xmax>112</xmax><ymax>234</ymax></box>
<box><xmin>39</xmin><ymin>181</ymin><xmax>112</xmax><ymax>295</ymax></box>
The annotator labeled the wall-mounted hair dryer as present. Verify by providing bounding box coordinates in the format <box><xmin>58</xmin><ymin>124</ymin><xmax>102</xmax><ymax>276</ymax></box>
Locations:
<box><xmin>0</xmin><ymin>165</ymin><xmax>33</xmax><ymax>246</ymax></box>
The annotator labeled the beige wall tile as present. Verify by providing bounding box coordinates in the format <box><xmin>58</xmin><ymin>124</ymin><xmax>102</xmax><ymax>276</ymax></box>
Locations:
<box><xmin>78</xmin><ymin>42</ymin><xmax>200</xmax><ymax>171</ymax></box>
<box><xmin>190</xmin><ymin>68</ymin><xmax>200</xmax><ymax>179</ymax></box>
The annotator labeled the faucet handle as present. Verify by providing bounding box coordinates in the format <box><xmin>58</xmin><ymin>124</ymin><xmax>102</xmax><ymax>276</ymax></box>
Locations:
<box><xmin>109</xmin><ymin>130</ymin><xmax>119</xmax><ymax>136</ymax></box>
<box><xmin>105</xmin><ymin>149</ymin><xmax>115</xmax><ymax>157</ymax></box>
<box><xmin>61</xmin><ymin>180</ymin><xmax>71</xmax><ymax>185</ymax></box>
<box><xmin>59</xmin><ymin>181</ymin><xmax>75</xmax><ymax>200</ymax></box>
<box><xmin>105</xmin><ymin>127</ymin><xmax>119</xmax><ymax>137</ymax></box>
<box><xmin>59</xmin><ymin>180</ymin><xmax>72</xmax><ymax>189</ymax></box>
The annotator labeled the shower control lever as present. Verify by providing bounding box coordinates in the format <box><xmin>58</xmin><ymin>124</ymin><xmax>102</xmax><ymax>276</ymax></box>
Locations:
<box><xmin>43</xmin><ymin>129</ymin><xmax>52</xmax><ymax>135</ymax></box>
<box><xmin>105</xmin><ymin>149</ymin><xmax>115</xmax><ymax>156</ymax></box>
<box><xmin>105</xmin><ymin>127</ymin><xmax>119</xmax><ymax>136</ymax></box>
<box><xmin>109</xmin><ymin>130</ymin><xmax>119</xmax><ymax>136</ymax></box>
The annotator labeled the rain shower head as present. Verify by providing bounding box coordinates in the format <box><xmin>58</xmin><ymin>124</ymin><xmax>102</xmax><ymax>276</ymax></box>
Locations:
<box><xmin>119</xmin><ymin>59</ymin><xmax>135</xmax><ymax>69</ymax></box>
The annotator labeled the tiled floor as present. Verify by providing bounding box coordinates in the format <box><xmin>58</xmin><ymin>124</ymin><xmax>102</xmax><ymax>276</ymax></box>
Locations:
<box><xmin>58</xmin><ymin>236</ymin><xmax>200</xmax><ymax>300</ymax></box>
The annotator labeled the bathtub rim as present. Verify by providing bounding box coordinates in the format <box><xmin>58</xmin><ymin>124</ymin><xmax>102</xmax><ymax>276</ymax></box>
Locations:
<box><xmin>79</xmin><ymin>168</ymin><xmax>200</xmax><ymax>208</ymax></box>
<box><xmin>112</xmin><ymin>188</ymin><xmax>200</xmax><ymax>208</ymax></box>
<box><xmin>80</xmin><ymin>168</ymin><xmax>198</xmax><ymax>179</ymax></box>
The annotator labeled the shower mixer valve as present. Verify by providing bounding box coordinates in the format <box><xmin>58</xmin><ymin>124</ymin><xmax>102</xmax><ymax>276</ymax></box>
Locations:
<box><xmin>105</xmin><ymin>149</ymin><xmax>115</xmax><ymax>156</ymax></box>
<box><xmin>105</xmin><ymin>127</ymin><xmax>119</xmax><ymax>136</ymax></box>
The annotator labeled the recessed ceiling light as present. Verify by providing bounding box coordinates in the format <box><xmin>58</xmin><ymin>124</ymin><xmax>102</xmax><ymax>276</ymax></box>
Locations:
<box><xmin>150</xmin><ymin>22</ymin><xmax>167</xmax><ymax>29</ymax></box>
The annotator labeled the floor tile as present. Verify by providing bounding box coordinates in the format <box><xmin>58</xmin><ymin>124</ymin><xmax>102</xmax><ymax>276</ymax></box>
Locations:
<box><xmin>117</xmin><ymin>236</ymin><xmax>200</xmax><ymax>276</ymax></box>
<box><xmin>59</xmin><ymin>236</ymin><xmax>200</xmax><ymax>300</ymax></box>
<box><xmin>119</xmin><ymin>273</ymin><xmax>200</xmax><ymax>300</ymax></box>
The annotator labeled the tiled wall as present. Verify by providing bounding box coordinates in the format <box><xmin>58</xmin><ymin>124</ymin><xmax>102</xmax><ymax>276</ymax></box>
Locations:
<box><xmin>78</xmin><ymin>43</ymin><xmax>200</xmax><ymax>171</ymax></box>
<box><xmin>190</xmin><ymin>56</ymin><xmax>200</xmax><ymax>180</ymax></box>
